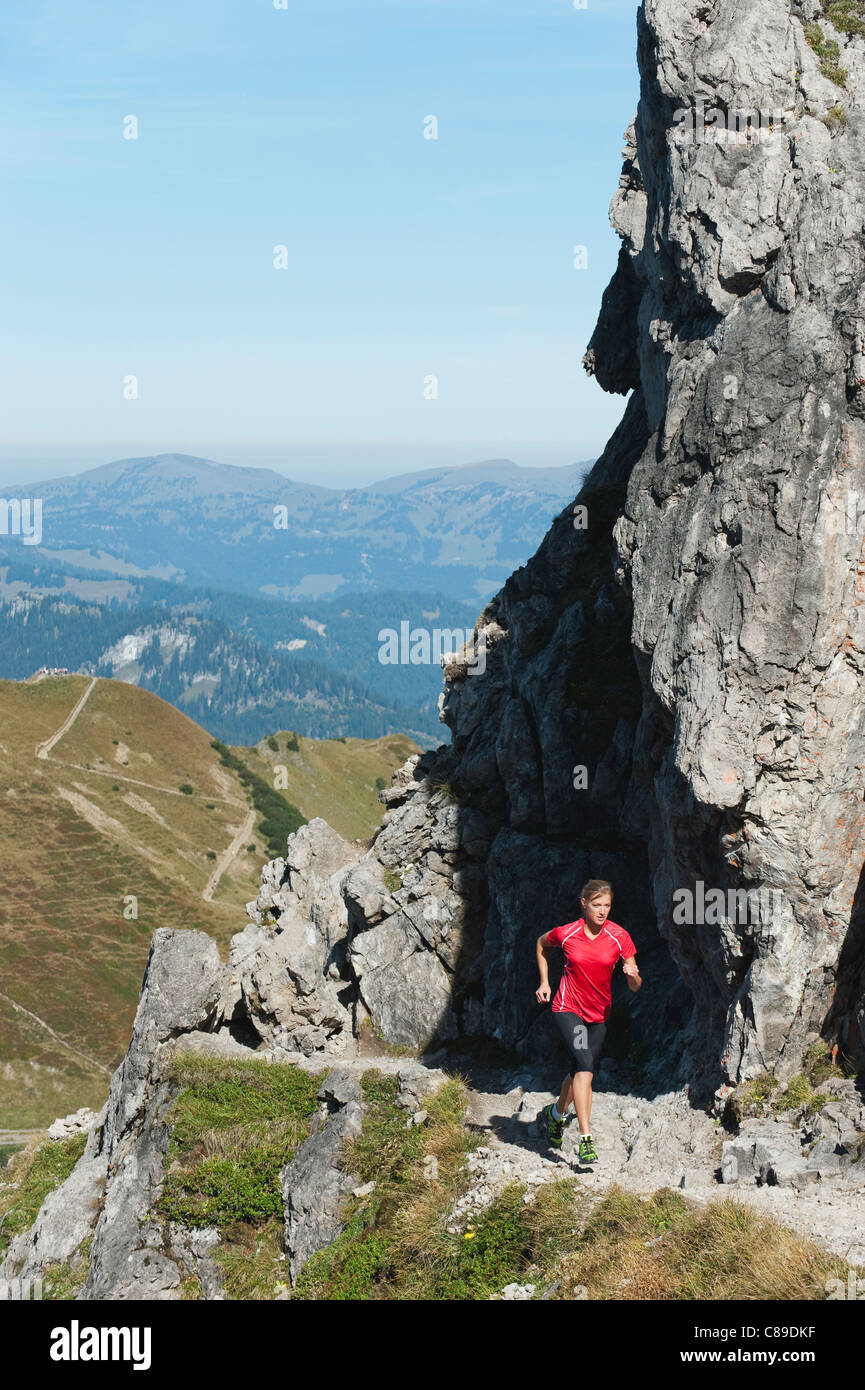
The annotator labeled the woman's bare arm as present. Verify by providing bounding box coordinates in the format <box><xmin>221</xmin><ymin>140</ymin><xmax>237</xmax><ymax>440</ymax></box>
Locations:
<box><xmin>622</xmin><ymin>955</ymin><xmax>642</xmax><ymax>992</ymax></box>
<box><xmin>536</xmin><ymin>933</ymin><xmax>553</xmax><ymax>1003</ymax></box>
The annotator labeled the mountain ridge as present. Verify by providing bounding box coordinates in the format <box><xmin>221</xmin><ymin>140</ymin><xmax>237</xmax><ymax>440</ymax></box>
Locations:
<box><xmin>0</xmin><ymin>452</ymin><xmax>594</xmax><ymax>605</ymax></box>
<box><xmin>3</xmin><ymin>450</ymin><xmax>592</xmax><ymax>500</ymax></box>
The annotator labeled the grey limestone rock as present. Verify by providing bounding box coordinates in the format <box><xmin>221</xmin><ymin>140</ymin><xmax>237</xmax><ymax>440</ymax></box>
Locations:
<box><xmin>45</xmin><ymin>1107</ymin><xmax>100</xmax><ymax>1141</ymax></box>
<box><xmin>82</xmin><ymin>929</ymin><xmax>228</xmax><ymax>1300</ymax></box>
<box><xmin>282</xmin><ymin>1094</ymin><xmax>364</xmax><ymax>1283</ymax></box>
<box><xmin>2</xmin><ymin>929</ymin><xmax>228</xmax><ymax>1299</ymax></box>
<box><xmin>0</xmin><ymin>1107</ymin><xmax>108</xmax><ymax>1283</ymax></box>
<box><xmin>230</xmin><ymin>818</ymin><xmax>363</xmax><ymax>1053</ymax></box>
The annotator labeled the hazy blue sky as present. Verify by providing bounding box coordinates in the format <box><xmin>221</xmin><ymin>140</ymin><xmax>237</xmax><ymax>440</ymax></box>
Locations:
<box><xmin>1</xmin><ymin>0</ymin><xmax>640</xmax><ymax>486</ymax></box>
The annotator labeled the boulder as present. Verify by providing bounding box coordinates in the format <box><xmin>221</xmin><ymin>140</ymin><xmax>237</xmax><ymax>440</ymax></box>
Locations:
<box><xmin>282</xmin><ymin>1093</ymin><xmax>364</xmax><ymax>1284</ymax></box>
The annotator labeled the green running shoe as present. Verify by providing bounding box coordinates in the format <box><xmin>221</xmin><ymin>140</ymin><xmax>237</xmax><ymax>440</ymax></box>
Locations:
<box><xmin>540</xmin><ymin>1104</ymin><xmax>566</xmax><ymax>1150</ymax></box>
<box><xmin>578</xmin><ymin>1135</ymin><xmax>598</xmax><ymax>1165</ymax></box>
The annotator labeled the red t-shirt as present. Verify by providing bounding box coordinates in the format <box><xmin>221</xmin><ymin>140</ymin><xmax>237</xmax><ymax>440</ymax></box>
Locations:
<box><xmin>546</xmin><ymin>918</ymin><xmax>636</xmax><ymax>1023</ymax></box>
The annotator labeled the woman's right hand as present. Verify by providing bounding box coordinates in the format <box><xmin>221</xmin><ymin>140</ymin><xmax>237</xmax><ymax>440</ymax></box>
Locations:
<box><xmin>535</xmin><ymin>983</ymin><xmax>551</xmax><ymax>1004</ymax></box>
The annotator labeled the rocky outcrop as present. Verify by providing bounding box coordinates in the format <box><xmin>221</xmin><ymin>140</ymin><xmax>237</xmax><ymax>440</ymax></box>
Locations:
<box><xmin>598</xmin><ymin>0</ymin><xmax>865</xmax><ymax>1085</ymax></box>
<box><xmin>82</xmin><ymin>928</ymin><xmax>227</xmax><ymax>1300</ymax></box>
<box><xmin>228</xmin><ymin>819</ymin><xmax>364</xmax><ymax>1055</ymax></box>
<box><xmin>0</xmin><ymin>1109</ymin><xmax>107</xmax><ymax>1281</ymax></box>
<box><xmin>0</xmin><ymin>929</ymin><xmax>231</xmax><ymax>1298</ymax></box>
<box><xmin>46</xmin><ymin>1107</ymin><xmax>100</xmax><ymax>1141</ymax></box>
<box><xmin>722</xmin><ymin>1076</ymin><xmax>865</xmax><ymax>1187</ymax></box>
<box><xmin>281</xmin><ymin>1070</ymin><xmax>364</xmax><ymax>1283</ymax></box>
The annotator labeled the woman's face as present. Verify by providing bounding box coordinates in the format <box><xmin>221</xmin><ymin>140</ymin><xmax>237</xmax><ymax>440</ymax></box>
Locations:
<box><xmin>582</xmin><ymin>893</ymin><xmax>612</xmax><ymax>929</ymax></box>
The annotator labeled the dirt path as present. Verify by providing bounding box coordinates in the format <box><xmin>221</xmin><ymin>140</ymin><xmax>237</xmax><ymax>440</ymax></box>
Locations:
<box><xmin>285</xmin><ymin>1048</ymin><xmax>865</xmax><ymax>1273</ymax></box>
<box><xmin>458</xmin><ymin>1072</ymin><xmax>865</xmax><ymax>1269</ymax></box>
<box><xmin>202</xmin><ymin>807</ymin><xmax>256</xmax><ymax>902</ymax></box>
<box><xmin>35</xmin><ymin>677</ymin><xmax>98</xmax><ymax>760</ymax></box>
<box><xmin>47</xmin><ymin>760</ymin><xmax>243</xmax><ymax>806</ymax></box>
<box><xmin>0</xmin><ymin>989</ymin><xmax>111</xmax><ymax>1076</ymax></box>
<box><xmin>0</xmin><ymin>1129</ymin><xmax>44</xmax><ymax>1145</ymax></box>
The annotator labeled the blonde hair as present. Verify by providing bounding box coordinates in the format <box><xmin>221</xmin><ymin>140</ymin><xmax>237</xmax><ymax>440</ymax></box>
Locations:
<box><xmin>581</xmin><ymin>879</ymin><xmax>613</xmax><ymax>903</ymax></box>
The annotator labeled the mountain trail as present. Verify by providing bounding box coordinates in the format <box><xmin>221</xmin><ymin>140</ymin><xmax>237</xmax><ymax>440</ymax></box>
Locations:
<box><xmin>203</xmin><ymin>807</ymin><xmax>256</xmax><ymax>902</ymax></box>
<box><xmin>35</xmin><ymin>677</ymin><xmax>97</xmax><ymax>760</ymax></box>
<box><xmin>43</xmin><ymin>760</ymin><xmax>242</xmax><ymax>805</ymax></box>
<box><xmin>0</xmin><ymin>990</ymin><xmax>111</xmax><ymax>1076</ymax></box>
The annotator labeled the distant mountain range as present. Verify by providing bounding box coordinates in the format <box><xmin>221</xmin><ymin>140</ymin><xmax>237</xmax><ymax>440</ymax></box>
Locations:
<box><xmin>0</xmin><ymin>452</ymin><xmax>591</xmax><ymax>604</ymax></box>
<box><xmin>0</xmin><ymin>452</ymin><xmax>590</xmax><ymax>741</ymax></box>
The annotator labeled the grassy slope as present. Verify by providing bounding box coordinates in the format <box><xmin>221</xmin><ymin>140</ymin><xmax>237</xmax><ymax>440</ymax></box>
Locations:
<box><xmin>0</xmin><ymin>677</ymin><xmax>417</xmax><ymax>1129</ymax></box>
<box><xmin>233</xmin><ymin>731</ymin><xmax>418</xmax><ymax>843</ymax></box>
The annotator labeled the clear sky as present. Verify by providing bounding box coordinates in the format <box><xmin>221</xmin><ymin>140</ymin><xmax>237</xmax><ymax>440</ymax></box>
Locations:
<box><xmin>0</xmin><ymin>0</ymin><xmax>640</xmax><ymax>487</ymax></box>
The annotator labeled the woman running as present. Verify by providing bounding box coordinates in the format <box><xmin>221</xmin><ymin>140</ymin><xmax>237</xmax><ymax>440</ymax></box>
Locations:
<box><xmin>535</xmin><ymin>879</ymin><xmax>641</xmax><ymax>1166</ymax></box>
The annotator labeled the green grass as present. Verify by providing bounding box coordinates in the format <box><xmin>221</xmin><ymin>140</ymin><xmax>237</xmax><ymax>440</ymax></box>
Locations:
<box><xmin>157</xmin><ymin>1055</ymin><xmax>322</xmax><ymax>1230</ymax></box>
<box><xmin>822</xmin><ymin>0</ymin><xmax>865</xmax><ymax>38</ymax></box>
<box><xmin>0</xmin><ymin>675</ymin><xmax>278</xmax><ymax>1129</ymax></box>
<box><xmin>729</xmin><ymin>1042</ymin><xmax>853</xmax><ymax>1123</ymax></box>
<box><xmin>236</xmin><ymin>730</ymin><xmax>417</xmax><ymax>841</ymax></box>
<box><xmin>729</xmin><ymin>1072</ymin><xmax>778</xmax><ymax>1121</ymax></box>
<box><xmin>382</xmin><ymin>868</ymin><xmax>403</xmax><ymax>894</ymax></box>
<box><xmin>294</xmin><ymin>1069</ymin><xmax>483</xmax><ymax>1300</ymax></box>
<box><xmin>775</xmin><ymin>1073</ymin><xmax>815</xmax><ymax>1114</ymax></box>
<box><xmin>297</xmin><ymin>1088</ymin><xmax>857</xmax><ymax>1302</ymax></box>
<box><xmin>824</xmin><ymin>101</ymin><xmax>849</xmax><ymax>130</ymax></box>
<box><xmin>0</xmin><ymin>1135</ymin><xmax>88</xmax><ymax>1258</ymax></box>
<box><xmin>804</xmin><ymin>1039</ymin><xmax>847</xmax><ymax>1085</ymax></box>
<box><xmin>42</xmin><ymin>1235</ymin><xmax>93</xmax><ymax>1300</ymax></box>
<box><xmin>805</xmin><ymin>20</ymin><xmax>848</xmax><ymax>84</ymax></box>
<box><xmin>212</xmin><ymin>1218</ymin><xmax>288</xmax><ymax>1300</ymax></box>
